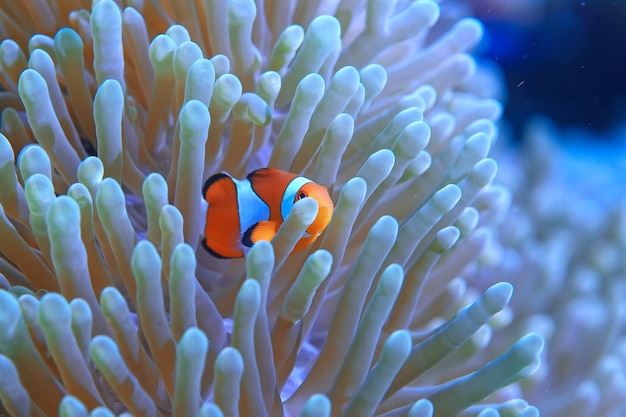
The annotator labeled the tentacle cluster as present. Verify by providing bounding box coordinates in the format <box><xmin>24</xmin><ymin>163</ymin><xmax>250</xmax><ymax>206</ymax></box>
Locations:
<box><xmin>0</xmin><ymin>1</ymin><xmax>542</xmax><ymax>416</ymax></box>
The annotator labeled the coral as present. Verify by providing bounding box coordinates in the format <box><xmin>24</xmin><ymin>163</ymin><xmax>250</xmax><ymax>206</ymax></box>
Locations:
<box><xmin>0</xmin><ymin>0</ymin><xmax>542</xmax><ymax>416</ymax></box>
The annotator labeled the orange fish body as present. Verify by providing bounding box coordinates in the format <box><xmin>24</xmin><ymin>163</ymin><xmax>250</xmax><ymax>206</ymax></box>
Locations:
<box><xmin>202</xmin><ymin>168</ymin><xmax>334</xmax><ymax>258</ymax></box>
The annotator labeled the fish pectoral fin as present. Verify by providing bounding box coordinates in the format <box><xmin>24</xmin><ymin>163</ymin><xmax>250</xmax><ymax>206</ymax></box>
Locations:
<box><xmin>201</xmin><ymin>238</ymin><xmax>243</xmax><ymax>259</ymax></box>
<box><xmin>242</xmin><ymin>221</ymin><xmax>280</xmax><ymax>247</ymax></box>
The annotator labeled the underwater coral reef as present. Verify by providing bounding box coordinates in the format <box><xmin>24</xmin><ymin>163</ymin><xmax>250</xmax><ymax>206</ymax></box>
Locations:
<box><xmin>0</xmin><ymin>0</ymin><xmax>546</xmax><ymax>416</ymax></box>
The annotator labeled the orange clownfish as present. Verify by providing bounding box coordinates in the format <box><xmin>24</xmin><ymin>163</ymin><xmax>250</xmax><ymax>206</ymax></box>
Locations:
<box><xmin>201</xmin><ymin>168</ymin><xmax>334</xmax><ymax>258</ymax></box>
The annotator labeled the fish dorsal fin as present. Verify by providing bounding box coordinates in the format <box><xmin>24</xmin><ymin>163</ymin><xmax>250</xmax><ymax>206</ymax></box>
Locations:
<box><xmin>247</xmin><ymin>168</ymin><xmax>310</xmax><ymax>221</ymax></box>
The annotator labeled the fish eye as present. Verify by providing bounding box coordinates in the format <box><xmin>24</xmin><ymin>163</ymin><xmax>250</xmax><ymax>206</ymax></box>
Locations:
<box><xmin>298</xmin><ymin>192</ymin><xmax>306</xmax><ymax>200</ymax></box>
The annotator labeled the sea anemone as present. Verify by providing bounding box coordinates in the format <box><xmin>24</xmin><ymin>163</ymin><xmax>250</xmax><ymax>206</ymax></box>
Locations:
<box><xmin>477</xmin><ymin>118</ymin><xmax>626</xmax><ymax>417</ymax></box>
<box><xmin>0</xmin><ymin>0</ymin><xmax>542</xmax><ymax>416</ymax></box>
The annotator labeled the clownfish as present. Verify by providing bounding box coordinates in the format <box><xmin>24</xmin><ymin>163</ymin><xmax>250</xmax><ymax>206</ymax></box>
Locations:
<box><xmin>201</xmin><ymin>168</ymin><xmax>334</xmax><ymax>258</ymax></box>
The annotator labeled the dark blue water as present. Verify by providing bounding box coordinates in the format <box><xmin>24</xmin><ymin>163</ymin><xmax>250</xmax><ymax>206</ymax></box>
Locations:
<box><xmin>475</xmin><ymin>1</ymin><xmax>626</xmax><ymax>138</ymax></box>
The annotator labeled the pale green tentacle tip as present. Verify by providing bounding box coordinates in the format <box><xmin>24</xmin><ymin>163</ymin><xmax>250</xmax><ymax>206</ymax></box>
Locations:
<box><xmin>189</xmin><ymin>56</ymin><xmax>216</xmax><ymax>79</ymax></box>
<box><xmin>0</xmin><ymin>133</ymin><xmax>13</xmax><ymax>165</ymax></box>
<box><xmin>327</xmin><ymin>112</ymin><xmax>355</xmax><ymax>141</ymax></box>
<box><xmin>519</xmin><ymin>406</ymin><xmax>540</xmax><ymax>417</ymax></box>
<box><xmin>452</xmin><ymin>18</ymin><xmax>485</xmax><ymax>49</ymax></box>
<box><xmin>482</xmin><ymin>399</ymin><xmax>532</xmax><ymax>416</ymax></box>
<box><xmin>234</xmin><ymin>93</ymin><xmax>272</xmax><ymax>125</ymax></box>
<box><xmin>99</xmin><ymin>287</ymin><xmax>127</xmax><ymax>318</ymax></box>
<box><xmin>210</xmin><ymin>54</ymin><xmax>231</xmax><ymax>76</ymax></box>
<box><xmin>70</xmin><ymin>298</ymin><xmax>92</xmax><ymax>331</ymax></box>
<box><xmin>383</xmin><ymin>329</ymin><xmax>412</xmax><ymax>358</ymax></box>
<box><xmin>431</xmin><ymin>226</ymin><xmax>460</xmax><ymax>253</ymax></box>
<box><xmin>294</xmin><ymin>73</ymin><xmax>325</xmax><ymax>105</ymax></box>
<box><xmin>18</xmin><ymin>294</ymin><xmax>39</xmax><ymax>326</ymax></box>
<box><xmin>465</xmin><ymin>131</ymin><xmax>492</xmax><ymax>159</ymax></box>
<box><xmin>246</xmin><ymin>240</ymin><xmax>275</xmax><ymax>277</ymax></box>
<box><xmin>143</xmin><ymin>172</ymin><xmax>168</xmax><ymax>200</ymax></box>
<box><xmin>131</xmin><ymin>240</ymin><xmax>162</xmax><ymax>283</ymax></box>
<box><xmin>77</xmin><ymin>156</ymin><xmax>105</xmax><ymax>190</ymax></box>
<box><xmin>379</xmin><ymin>263</ymin><xmax>404</xmax><ymax>294</ymax></box>
<box><xmin>481</xmin><ymin>282</ymin><xmax>514</xmax><ymax>314</ymax></box>
<box><xmin>200</xmin><ymin>403</ymin><xmax>225</xmax><ymax>417</ymax></box>
<box><xmin>396</xmin><ymin>121</ymin><xmax>431</xmax><ymax>157</ymax></box>
<box><xmin>307</xmin><ymin>15</ymin><xmax>341</xmax><ymax>44</ymax></box>
<box><xmin>360</xmin><ymin>148</ymin><xmax>395</xmax><ymax>180</ymax></box>
<box><xmin>212</xmin><ymin>74</ymin><xmax>243</xmax><ymax>110</ymax></box>
<box><xmin>476</xmin><ymin>409</ymin><xmax>499</xmax><ymax>417</ymax></box>
<box><xmin>159</xmin><ymin>204</ymin><xmax>184</xmax><ymax>236</ymax></box>
<box><xmin>277</xmin><ymin>25</ymin><xmax>305</xmax><ymax>50</ymax></box>
<box><xmin>215</xmin><ymin>346</ymin><xmax>244</xmax><ymax>377</ymax></box>
<box><xmin>469</xmin><ymin>158</ymin><xmax>498</xmax><ymax>187</ymax></box>
<box><xmin>340</xmin><ymin>177</ymin><xmax>367</xmax><ymax>202</ymax></box>
<box><xmin>0</xmin><ymin>352</ymin><xmax>22</xmax><ymax>386</ymax></box>
<box><xmin>90</xmin><ymin>0</ymin><xmax>121</xmax><ymax>21</ymax></box>
<box><xmin>455</xmin><ymin>207</ymin><xmax>479</xmax><ymax>237</ymax></box>
<box><xmin>54</xmin><ymin>27</ymin><xmax>83</xmax><ymax>57</ymax></box>
<box><xmin>235</xmin><ymin>279</ymin><xmax>262</xmax><ymax>318</ymax></box>
<box><xmin>59</xmin><ymin>395</ymin><xmax>87</xmax><ymax>417</ymax></box>
<box><xmin>228</xmin><ymin>0</ymin><xmax>256</xmax><ymax>24</ymax></box>
<box><xmin>404</xmin><ymin>151</ymin><xmax>431</xmax><ymax>180</ymax></box>
<box><xmin>17</xmin><ymin>68</ymin><xmax>49</xmax><ymax>106</ymax></box>
<box><xmin>256</xmin><ymin>71</ymin><xmax>281</xmax><ymax>104</ymax></box>
<box><xmin>414</xmin><ymin>0</ymin><xmax>441</xmax><ymax>24</ymax></box>
<box><xmin>165</xmin><ymin>24</ymin><xmax>191</xmax><ymax>45</ymax></box>
<box><xmin>416</xmin><ymin>85</ymin><xmax>438</xmax><ymax>110</ymax></box>
<box><xmin>408</xmin><ymin>399</ymin><xmax>434</xmax><ymax>417</ymax></box>
<box><xmin>511</xmin><ymin>332</ymin><xmax>545</xmax><ymax>368</ymax></box>
<box><xmin>170</xmin><ymin>243</ymin><xmax>197</xmax><ymax>276</ymax></box>
<box><xmin>38</xmin><ymin>292</ymin><xmax>71</xmax><ymax>329</ymax></box>
<box><xmin>18</xmin><ymin>144</ymin><xmax>52</xmax><ymax>182</ymax></box>
<box><xmin>178</xmin><ymin>327</ymin><xmax>209</xmax><ymax>358</ymax></box>
<box><xmin>0</xmin><ymin>39</ymin><xmax>26</xmax><ymax>67</ymax></box>
<box><xmin>173</xmin><ymin>41</ymin><xmax>203</xmax><ymax>78</ymax></box>
<box><xmin>46</xmin><ymin>196</ymin><xmax>81</xmax><ymax>239</ymax></box>
<box><xmin>96</xmin><ymin>178</ymin><xmax>126</xmax><ymax>216</ymax></box>
<box><xmin>360</xmin><ymin>64</ymin><xmax>387</xmax><ymax>99</ymax></box>
<box><xmin>370</xmin><ymin>215</ymin><xmax>399</xmax><ymax>242</ymax></box>
<box><xmin>94</xmin><ymin>79</ymin><xmax>123</xmax><ymax>113</ymax></box>
<box><xmin>268</xmin><ymin>25</ymin><xmax>304</xmax><ymax>71</ymax></box>
<box><xmin>434</xmin><ymin>184</ymin><xmax>462</xmax><ymax>213</ymax></box>
<box><xmin>28</xmin><ymin>48</ymin><xmax>55</xmax><ymax>75</ymax></box>
<box><xmin>0</xmin><ymin>290</ymin><xmax>21</xmax><ymax>342</ymax></box>
<box><xmin>24</xmin><ymin>173</ymin><xmax>55</xmax><ymax>215</ymax></box>
<box><xmin>303</xmin><ymin>249</ymin><xmax>333</xmax><ymax>279</ymax></box>
<box><xmin>180</xmin><ymin>99</ymin><xmax>211</xmax><ymax>141</ymax></box>
<box><xmin>330</xmin><ymin>65</ymin><xmax>359</xmax><ymax>91</ymax></box>
<box><xmin>90</xmin><ymin>407</ymin><xmax>116</xmax><ymax>417</ymax></box>
<box><xmin>142</xmin><ymin>174</ymin><xmax>168</xmax><ymax>239</ymax></box>
<box><xmin>289</xmin><ymin>197</ymin><xmax>319</xmax><ymax>228</ymax></box>
<box><xmin>302</xmin><ymin>394</ymin><xmax>331</xmax><ymax>417</ymax></box>
<box><xmin>186</xmin><ymin>58</ymin><xmax>215</xmax><ymax>105</ymax></box>
<box><xmin>89</xmin><ymin>334</ymin><xmax>119</xmax><ymax>371</ymax></box>
<box><xmin>148</xmin><ymin>34</ymin><xmax>177</xmax><ymax>70</ymax></box>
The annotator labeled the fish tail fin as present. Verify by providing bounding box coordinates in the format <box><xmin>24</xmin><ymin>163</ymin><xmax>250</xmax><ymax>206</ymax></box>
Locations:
<box><xmin>202</xmin><ymin>172</ymin><xmax>233</xmax><ymax>203</ymax></box>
